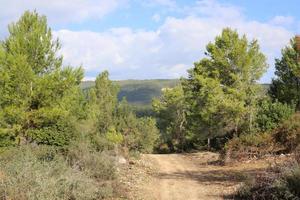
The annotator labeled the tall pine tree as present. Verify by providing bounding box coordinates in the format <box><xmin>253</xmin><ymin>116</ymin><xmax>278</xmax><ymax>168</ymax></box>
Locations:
<box><xmin>183</xmin><ymin>28</ymin><xmax>267</xmax><ymax>147</ymax></box>
<box><xmin>269</xmin><ymin>37</ymin><xmax>300</xmax><ymax>109</ymax></box>
<box><xmin>0</xmin><ymin>11</ymin><xmax>84</xmax><ymax>146</ymax></box>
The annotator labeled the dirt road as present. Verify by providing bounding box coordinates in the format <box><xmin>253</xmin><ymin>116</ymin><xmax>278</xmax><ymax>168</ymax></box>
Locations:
<box><xmin>135</xmin><ymin>152</ymin><xmax>271</xmax><ymax>200</ymax></box>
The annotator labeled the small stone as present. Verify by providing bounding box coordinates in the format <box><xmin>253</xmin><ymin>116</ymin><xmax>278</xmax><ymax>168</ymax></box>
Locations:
<box><xmin>117</xmin><ymin>156</ymin><xmax>127</xmax><ymax>164</ymax></box>
<box><xmin>129</xmin><ymin>160</ymin><xmax>135</xmax><ymax>165</ymax></box>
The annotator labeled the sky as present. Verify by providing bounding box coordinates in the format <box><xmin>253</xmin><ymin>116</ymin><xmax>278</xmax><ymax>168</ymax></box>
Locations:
<box><xmin>0</xmin><ymin>0</ymin><xmax>299</xmax><ymax>82</ymax></box>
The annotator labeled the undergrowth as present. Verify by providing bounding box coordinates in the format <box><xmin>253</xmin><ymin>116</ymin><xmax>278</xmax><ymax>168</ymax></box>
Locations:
<box><xmin>0</xmin><ymin>143</ymin><xmax>117</xmax><ymax>200</ymax></box>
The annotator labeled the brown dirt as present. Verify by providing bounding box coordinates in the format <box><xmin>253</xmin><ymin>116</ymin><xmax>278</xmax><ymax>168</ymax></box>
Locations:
<box><xmin>122</xmin><ymin>152</ymin><xmax>288</xmax><ymax>200</ymax></box>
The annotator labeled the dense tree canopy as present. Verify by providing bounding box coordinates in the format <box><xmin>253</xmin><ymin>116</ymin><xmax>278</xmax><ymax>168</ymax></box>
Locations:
<box><xmin>255</xmin><ymin>98</ymin><xmax>294</xmax><ymax>132</ymax></box>
<box><xmin>0</xmin><ymin>10</ymin><xmax>298</xmax><ymax>156</ymax></box>
<box><xmin>152</xmin><ymin>85</ymin><xmax>187</xmax><ymax>151</ymax></box>
<box><xmin>92</xmin><ymin>71</ymin><xmax>119</xmax><ymax>134</ymax></box>
<box><xmin>87</xmin><ymin>72</ymin><xmax>159</xmax><ymax>153</ymax></box>
<box><xmin>269</xmin><ymin>37</ymin><xmax>300</xmax><ymax>109</ymax></box>
<box><xmin>0</xmin><ymin>11</ymin><xmax>83</xmax><ymax>146</ymax></box>
<box><xmin>182</xmin><ymin>28</ymin><xmax>268</xmax><ymax>147</ymax></box>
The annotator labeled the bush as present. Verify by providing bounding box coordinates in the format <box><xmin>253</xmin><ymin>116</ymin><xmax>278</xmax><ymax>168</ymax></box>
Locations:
<box><xmin>116</xmin><ymin>102</ymin><xmax>159</xmax><ymax>153</ymax></box>
<box><xmin>136</xmin><ymin>117</ymin><xmax>159</xmax><ymax>153</ymax></box>
<box><xmin>0</xmin><ymin>106</ymin><xmax>24</xmax><ymax>147</ymax></box>
<box><xmin>225</xmin><ymin>113</ymin><xmax>300</xmax><ymax>161</ymax></box>
<box><xmin>272</xmin><ymin>113</ymin><xmax>300</xmax><ymax>152</ymax></box>
<box><xmin>284</xmin><ymin>166</ymin><xmax>300</xmax><ymax>198</ymax></box>
<box><xmin>225</xmin><ymin>132</ymin><xmax>276</xmax><ymax>160</ymax></box>
<box><xmin>25</xmin><ymin>107</ymin><xmax>77</xmax><ymax>146</ymax></box>
<box><xmin>0</xmin><ymin>146</ymin><xmax>115</xmax><ymax>200</ymax></box>
<box><xmin>235</xmin><ymin>165</ymin><xmax>300</xmax><ymax>200</ymax></box>
<box><xmin>89</xmin><ymin>134</ymin><xmax>115</xmax><ymax>152</ymax></box>
<box><xmin>66</xmin><ymin>140</ymin><xmax>116</xmax><ymax>180</ymax></box>
<box><xmin>156</xmin><ymin>143</ymin><xmax>172</xmax><ymax>154</ymax></box>
<box><xmin>256</xmin><ymin>99</ymin><xmax>294</xmax><ymax>132</ymax></box>
<box><xmin>0</xmin><ymin>127</ymin><xmax>18</xmax><ymax>147</ymax></box>
<box><xmin>105</xmin><ymin>127</ymin><xmax>123</xmax><ymax>145</ymax></box>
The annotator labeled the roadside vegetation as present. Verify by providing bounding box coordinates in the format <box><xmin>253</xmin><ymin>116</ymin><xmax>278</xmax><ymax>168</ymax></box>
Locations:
<box><xmin>0</xmin><ymin>11</ymin><xmax>158</xmax><ymax>199</ymax></box>
<box><xmin>1</xmin><ymin>10</ymin><xmax>300</xmax><ymax>200</ymax></box>
<box><xmin>152</xmin><ymin>28</ymin><xmax>300</xmax><ymax>199</ymax></box>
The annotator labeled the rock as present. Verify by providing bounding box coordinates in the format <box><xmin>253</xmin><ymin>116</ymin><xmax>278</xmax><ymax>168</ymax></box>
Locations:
<box><xmin>117</xmin><ymin>156</ymin><xmax>127</xmax><ymax>164</ymax></box>
<box><xmin>129</xmin><ymin>160</ymin><xmax>135</xmax><ymax>165</ymax></box>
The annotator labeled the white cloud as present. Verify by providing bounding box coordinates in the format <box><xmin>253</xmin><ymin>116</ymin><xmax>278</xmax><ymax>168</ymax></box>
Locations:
<box><xmin>270</xmin><ymin>16</ymin><xmax>295</xmax><ymax>26</ymax></box>
<box><xmin>56</xmin><ymin>11</ymin><xmax>292</xmax><ymax>81</ymax></box>
<box><xmin>143</xmin><ymin>0</ymin><xmax>177</xmax><ymax>8</ymax></box>
<box><xmin>160</xmin><ymin>64</ymin><xmax>189</xmax><ymax>78</ymax></box>
<box><xmin>0</xmin><ymin>0</ymin><xmax>126</xmax><ymax>29</ymax></box>
<box><xmin>83</xmin><ymin>76</ymin><xmax>96</xmax><ymax>81</ymax></box>
<box><xmin>1</xmin><ymin>0</ymin><xmax>295</xmax><ymax>82</ymax></box>
<box><xmin>189</xmin><ymin>0</ymin><xmax>243</xmax><ymax>20</ymax></box>
<box><xmin>154</xmin><ymin>0</ymin><xmax>176</xmax><ymax>7</ymax></box>
<box><xmin>152</xmin><ymin>13</ymin><xmax>161</xmax><ymax>22</ymax></box>
<box><xmin>55</xmin><ymin>28</ymin><xmax>163</xmax><ymax>79</ymax></box>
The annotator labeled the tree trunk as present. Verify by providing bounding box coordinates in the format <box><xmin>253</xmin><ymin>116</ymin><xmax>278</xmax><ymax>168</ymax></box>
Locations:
<box><xmin>235</xmin><ymin>125</ymin><xmax>239</xmax><ymax>137</ymax></box>
<box><xmin>295</xmin><ymin>78</ymin><xmax>299</xmax><ymax>110</ymax></box>
<box><xmin>207</xmin><ymin>137</ymin><xmax>211</xmax><ymax>150</ymax></box>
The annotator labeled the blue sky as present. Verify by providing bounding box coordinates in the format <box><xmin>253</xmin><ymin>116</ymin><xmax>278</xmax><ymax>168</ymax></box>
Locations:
<box><xmin>0</xmin><ymin>0</ymin><xmax>299</xmax><ymax>82</ymax></box>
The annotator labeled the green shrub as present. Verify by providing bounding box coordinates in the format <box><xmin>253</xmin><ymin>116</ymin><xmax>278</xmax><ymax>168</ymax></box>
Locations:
<box><xmin>225</xmin><ymin>132</ymin><xmax>275</xmax><ymax>160</ymax></box>
<box><xmin>235</xmin><ymin>165</ymin><xmax>300</xmax><ymax>200</ymax></box>
<box><xmin>256</xmin><ymin>99</ymin><xmax>294</xmax><ymax>132</ymax></box>
<box><xmin>226</xmin><ymin>132</ymin><xmax>273</xmax><ymax>149</ymax></box>
<box><xmin>0</xmin><ymin>127</ymin><xmax>18</xmax><ymax>147</ymax></box>
<box><xmin>116</xmin><ymin>100</ymin><xmax>159</xmax><ymax>153</ymax></box>
<box><xmin>157</xmin><ymin>143</ymin><xmax>172</xmax><ymax>154</ymax></box>
<box><xmin>105</xmin><ymin>127</ymin><xmax>123</xmax><ymax>145</ymax></box>
<box><xmin>136</xmin><ymin>117</ymin><xmax>159</xmax><ymax>153</ymax></box>
<box><xmin>225</xmin><ymin>113</ymin><xmax>300</xmax><ymax>161</ymax></box>
<box><xmin>25</xmin><ymin>107</ymin><xmax>77</xmax><ymax>146</ymax></box>
<box><xmin>0</xmin><ymin>106</ymin><xmax>24</xmax><ymax>147</ymax></box>
<box><xmin>272</xmin><ymin>113</ymin><xmax>300</xmax><ymax>152</ymax></box>
<box><xmin>284</xmin><ymin>165</ymin><xmax>300</xmax><ymax>197</ymax></box>
<box><xmin>225</xmin><ymin>133</ymin><xmax>272</xmax><ymax>151</ymax></box>
<box><xmin>66</xmin><ymin>140</ymin><xmax>116</xmax><ymax>180</ymax></box>
<box><xmin>0</xmin><ymin>146</ymin><xmax>114</xmax><ymax>200</ymax></box>
<box><xmin>90</xmin><ymin>133</ymin><xmax>115</xmax><ymax>151</ymax></box>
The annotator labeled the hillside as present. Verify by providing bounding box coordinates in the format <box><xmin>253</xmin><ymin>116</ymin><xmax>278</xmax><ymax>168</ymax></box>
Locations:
<box><xmin>81</xmin><ymin>80</ymin><xmax>270</xmax><ymax>106</ymax></box>
<box><xmin>81</xmin><ymin>79</ymin><xmax>180</xmax><ymax>106</ymax></box>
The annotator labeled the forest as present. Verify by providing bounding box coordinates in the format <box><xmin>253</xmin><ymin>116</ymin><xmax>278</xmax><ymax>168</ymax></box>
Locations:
<box><xmin>0</xmin><ymin>11</ymin><xmax>300</xmax><ymax>200</ymax></box>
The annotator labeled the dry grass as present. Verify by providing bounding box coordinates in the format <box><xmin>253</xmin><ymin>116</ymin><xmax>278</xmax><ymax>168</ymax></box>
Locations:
<box><xmin>0</xmin><ymin>145</ymin><xmax>117</xmax><ymax>200</ymax></box>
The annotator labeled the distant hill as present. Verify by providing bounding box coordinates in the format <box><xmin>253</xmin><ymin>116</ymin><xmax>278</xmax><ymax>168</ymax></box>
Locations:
<box><xmin>80</xmin><ymin>79</ymin><xmax>180</xmax><ymax>106</ymax></box>
<box><xmin>81</xmin><ymin>80</ymin><xmax>270</xmax><ymax>106</ymax></box>
<box><xmin>261</xmin><ymin>83</ymin><xmax>270</xmax><ymax>91</ymax></box>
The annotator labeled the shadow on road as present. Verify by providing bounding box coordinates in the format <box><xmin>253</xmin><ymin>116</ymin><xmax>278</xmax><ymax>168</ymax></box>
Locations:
<box><xmin>155</xmin><ymin>167</ymin><xmax>262</xmax><ymax>187</ymax></box>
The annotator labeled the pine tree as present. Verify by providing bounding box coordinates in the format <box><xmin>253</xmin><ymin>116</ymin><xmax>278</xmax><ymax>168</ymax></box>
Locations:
<box><xmin>269</xmin><ymin>37</ymin><xmax>300</xmax><ymax>109</ymax></box>
<box><xmin>93</xmin><ymin>71</ymin><xmax>119</xmax><ymax>133</ymax></box>
<box><xmin>183</xmin><ymin>28</ymin><xmax>267</xmax><ymax>147</ymax></box>
<box><xmin>0</xmin><ymin>11</ymin><xmax>84</xmax><ymax>146</ymax></box>
<box><xmin>152</xmin><ymin>85</ymin><xmax>187</xmax><ymax>151</ymax></box>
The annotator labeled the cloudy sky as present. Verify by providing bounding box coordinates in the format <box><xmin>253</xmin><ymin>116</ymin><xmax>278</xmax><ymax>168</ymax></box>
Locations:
<box><xmin>0</xmin><ymin>0</ymin><xmax>299</xmax><ymax>82</ymax></box>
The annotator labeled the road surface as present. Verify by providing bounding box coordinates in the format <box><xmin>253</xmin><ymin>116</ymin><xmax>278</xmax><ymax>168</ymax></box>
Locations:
<box><xmin>137</xmin><ymin>152</ymin><xmax>269</xmax><ymax>200</ymax></box>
